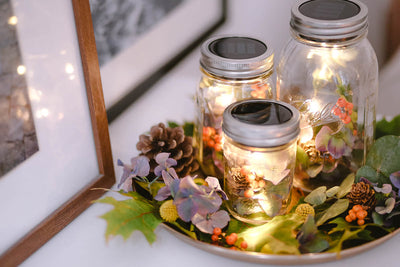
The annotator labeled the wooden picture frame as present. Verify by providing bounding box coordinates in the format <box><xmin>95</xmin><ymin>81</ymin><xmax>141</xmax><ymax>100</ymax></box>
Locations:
<box><xmin>93</xmin><ymin>0</ymin><xmax>228</xmax><ymax>122</ymax></box>
<box><xmin>0</xmin><ymin>0</ymin><xmax>115</xmax><ymax>266</ymax></box>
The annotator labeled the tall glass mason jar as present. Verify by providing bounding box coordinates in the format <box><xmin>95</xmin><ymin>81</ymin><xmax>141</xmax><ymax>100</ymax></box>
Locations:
<box><xmin>276</xmin><ymin>0</ymin><xmax>378</xmax><ymax>191</ymax></box>
<box><xmin>222</xmin><ymin>99</ymin><xmax>300</xmax><ymax>224</ymax></box>
<box><xmin>194</xmin><ymin>36</ymin><xmax>274</xmax><ymax>179</ymax></box>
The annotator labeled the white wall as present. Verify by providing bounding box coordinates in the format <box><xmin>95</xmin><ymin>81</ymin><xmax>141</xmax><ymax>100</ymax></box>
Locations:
<box><xmin>216</xmin><ymin>0</ymin><xmax>391</xmax><ymax>67</ymax></box>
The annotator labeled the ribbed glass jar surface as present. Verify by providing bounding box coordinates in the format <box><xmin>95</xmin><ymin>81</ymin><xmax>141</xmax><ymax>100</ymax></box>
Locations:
<box><xmin>194</xmin><ymin>36</ymin><xmax>274</xmax><ymax>179</ymax></box>
<box><xmin>276</xmin><ymin>0</ymin><xmax>378</xmax><ymax>191</ymax></box>
<box><xmin>222</xmin><ymin>99</ymin><xmax>300</xmax><ymax>224</ymax></box>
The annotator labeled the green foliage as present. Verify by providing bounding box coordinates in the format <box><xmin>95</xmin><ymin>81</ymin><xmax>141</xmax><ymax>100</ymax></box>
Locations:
<box><xmin>316</xmin><ymin>199</ymin><xmax>349</xmax><ymax>226</ymax></box>
<box><xmin>96</xmin><ymin>191</ymin><xmax>162</xmax><ymax>244</ymax></box>
<box><xmin>167</xmin><ymin>121</ymin><xmax>194</xmax><ymax>137</ymax></box>
<box><xmin>356</xmin><ymin>135</ymin><xmax>400</xmax><ymax>185</ymax></box>
<box><xmin>336</xmin><ymin>83</ymin><xmax>353</xmax><ymax>102</ymax></box>
<box><xmin>376</xmin><ymin>115</ymin><xmax>400</xmax><ymax>139</ymax></box>
<box><xmin>297</xmin><ymin>216</ymin><xmax>329</xmax><ymax>253</ymax></box>
<box><xmin>324</xmin><ymin>218</ymin><xmax>390</xmax><ymax>253</ymax></box>
<box><xmin>304</xmin><ymin>186</ymin><xmax>327</xmax><ymax>206</ymax></box>
<box><xmin>336</xmin><ymin>173</ymin><xmax>355</xmax><ymax>198</ymax></box>
<box><xmin>237</xmin><ymin>214</ymin><xmax>303</xmax><ymax>254</ymax></box>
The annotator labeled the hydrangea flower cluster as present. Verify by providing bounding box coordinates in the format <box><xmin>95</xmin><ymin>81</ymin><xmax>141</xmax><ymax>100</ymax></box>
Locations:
<box><xmin>118</xmin><ymin>152</ymin><xmax>230</xmax><ymax>234</ymax></box>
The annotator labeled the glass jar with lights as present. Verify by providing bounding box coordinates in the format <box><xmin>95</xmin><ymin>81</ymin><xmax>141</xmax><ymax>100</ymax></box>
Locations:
<box><xmin>276</xmin><ymin>0</ymin><xmax>378</xmax><ymax>191</ymax></box>
<box><xmin>222</xmin><ymin>99</ymin><xmax>300</xmax><ymax>224</ymax></box>
<box><xmin>194</xmin><ymin>35</ymin><xmax>274</xmax><ymax>179</ymax></box>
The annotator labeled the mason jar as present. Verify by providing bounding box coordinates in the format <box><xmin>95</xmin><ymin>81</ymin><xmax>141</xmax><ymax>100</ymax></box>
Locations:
<box><xmin>222</xmin><ymin>99</ymin><xmax>300</xmax><ymax>224</ymax></box>
<box><xmin>194</xmin><ymin>35</ymin><xmax>274</xmax><ymax>179</ymax></box>
<box><xmin>276</xmin><ymin>0</ymin><xmax>378</xmax><ymax>191</ymax></box>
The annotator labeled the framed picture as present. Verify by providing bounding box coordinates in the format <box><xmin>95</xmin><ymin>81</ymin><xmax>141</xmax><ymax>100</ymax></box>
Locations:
<box><xmin>90</xmin><ymin>0</ymin><xmax>227</xmax><ymax>122</ymax></box>
<box><xmin>0</xmin><ymin>0</ymin><xmax>115</xmax><ymax>266</ymax></box>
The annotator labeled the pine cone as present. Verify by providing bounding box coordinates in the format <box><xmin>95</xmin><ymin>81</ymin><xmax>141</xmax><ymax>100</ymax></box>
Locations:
<box><xmin>136</xmin><ymin>123</ymin><xmax>199</xmax><ymax>177</ymax></box>
<box><xmin>301</xmin><ymin>140</ymin><xmax>321</xmax><ymax>163</ymax></box>
<box><xmin>346</xmin><ymin>182</ymin><xmax>377</xmax><ymax>212</ymax></box>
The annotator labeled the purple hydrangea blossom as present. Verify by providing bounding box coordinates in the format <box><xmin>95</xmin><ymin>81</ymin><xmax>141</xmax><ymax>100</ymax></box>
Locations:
<box><xmin>191</xmin><ymin>210</ymin><xmax>230</xmax><ymax>234</ymax></box>
<box><xmin>173</xmin><ymin>176</ymin><xmax>222</xmax><ymax>222</ymax></box>
<box><xmin>315</xmin><ymin>126</ymin><xmax>354</xmax><ymax>159</ymax></box>
<box><xmin>117</xmin><ymin>156</ymin><xmax>150</xmax><ymax>192</ymax></box>
<box><xmin>390</xmin><ymin>171</ymin><xmax>400</xmax><ymax>197</ymax></box>
<box><xmin>205</xmin><ymin>176</ymin><xmax>228</xmax><ymax>200</ymax></box>
<box><xmin>154</xmin><ymin>152</ymin><xmax>179</xmax><ymax>181</ymax></box>
<box><xmin>374</xmin><ymin>184</ymin><xmax>393</xmax><ymax>195</ymax></box>
<box><xmin>376</xmin><ymin>198</ymin><xmax>396</xmax><ymax>215</ymax></box>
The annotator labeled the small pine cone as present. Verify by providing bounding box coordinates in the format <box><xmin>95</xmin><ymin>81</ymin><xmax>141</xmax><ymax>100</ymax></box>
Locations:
<box><xmin>228</xmin><ymin>167</ymin><xmax>250</xmax><ymax>195</ymax></box>
<box><xmin>346</xmin><ymin>182</ymin><xmax>377</xmax><ymax>212</ymax></box>
<box><xmin>301</xmin><ymin>140</ymin><xmax>321</xmax><ymax>163</ymax></box>
<box><xmin>136</xmin><ymin>123</ymin><xmax>199</xmax><ymax>177</ymax></box>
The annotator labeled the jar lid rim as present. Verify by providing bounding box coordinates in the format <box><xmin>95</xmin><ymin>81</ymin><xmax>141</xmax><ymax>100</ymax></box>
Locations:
<box><xmin>290</xmin><ymin>0</ymin><xmax>368</xmax><ymax>40</ymax></box>
<box><xmin>222</xmin><ymin>100</ymin><xmax>300</xmax><ymax>147</ymax></box>
<box><xmin>200</xmin><ymin>35</ymin><xmax>274</xmax><ymax>79</ymax></box>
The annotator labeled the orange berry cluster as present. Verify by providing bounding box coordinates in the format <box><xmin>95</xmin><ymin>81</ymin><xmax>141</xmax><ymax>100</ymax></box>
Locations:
<box><xmin>345</xmin><ymin>205</ymin><xmax>368</xmax><ymax>225</ymax></box>
<box><xmin>332</xmin><ymin>96</ymin><xmax>353</xmax><ymax>124</ymax></box>
<box><xmin>211</xmin><ymin>228</ymin><xmax>248</xmax><ymax>250</ymax></box>
<box><xmin>240</xmin><ymin>167</ymin><xmax>266</xmax><ymax>198</ymax></box>
<box><xmin>202</xmin><ymin>127</ymin><xmax>223</xmax><ymax>152</ymax></box>
<box><xmin>250</xmin><ymin>84</ymin><xmax>268</xmax><ymax>98</ymax></box>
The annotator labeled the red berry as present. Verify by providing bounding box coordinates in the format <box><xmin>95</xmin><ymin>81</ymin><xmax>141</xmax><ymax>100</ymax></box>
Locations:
<box><xmin>353</xmin><ymin>205</ymin><xmax>363</xmax><ymax>212</ymax></box>
<box><xmin>226</xmin><ymin>233</ymin><xmax>238</xmax><ymax>245</ymax></box>
<box><xmin>211</xmin><ymin>234</ymin><xmax>219</xmax><ymax>242</ymax></box>
<box><xmin>213</xmin><ymin>227</ymin><xmax>222</xmax><ymax>236</ymax></box>
<box><xmin>343</xmin><ymin>115</ymin><xmax>351</xmax><ymax>124</ymax></box>
<box><xmin>240</xmin><ymin>241</ymin><xmax>248</xmax><ymax>249</ymax></box>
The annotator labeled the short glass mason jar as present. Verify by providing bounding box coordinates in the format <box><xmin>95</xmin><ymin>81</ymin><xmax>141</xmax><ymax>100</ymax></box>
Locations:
<box><xmin>194</xmin><ymin>35</ymin><xmax>274</xmax><ymax>179</ymax></box>
<box><xmin>276</xmin><ymin>0</ymin><xmax>378</xmax><ymax>191</ymax></box>
<box><xmin>222</xmin><ymin>99</ymin><xmax>300</xmax><ymax>224</ymax></box>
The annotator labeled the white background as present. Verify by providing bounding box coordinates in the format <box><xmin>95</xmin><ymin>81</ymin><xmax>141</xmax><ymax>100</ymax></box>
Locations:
<box><xmin>20</xmin><ymin>0</ymin><xmax>400</xmax><ymax>266</ymax></box>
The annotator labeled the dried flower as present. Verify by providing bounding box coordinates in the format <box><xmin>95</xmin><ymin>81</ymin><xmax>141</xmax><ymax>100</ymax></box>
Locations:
<box><xmin>154</xmin><ymin>152</ymin><xmax>179</xmax><ymax>181</ymax></box>
<box><xmin>375</xmin><ymin>198</ymin><xmax>396</xmax><ymax>215</ymax></box>
<box><xmin>315</xmin><ymin>126</ymin><xmax>354</xmax><ymax>159</ymax></box>
<box><xmin>159</xmin><ymin>200</ymin><xmax>179</xmax><ymax>222</ymax></box>
<box><xmin>191</xmin><ymin>210</ymin><xmax>230</xmax><ymax>234</ymax></box>
<box><xmin>117</xmin><ymin>156</ymin><xmax>150</xmax><ymax>192</ymax></box>
<box><xmin>295</xmin><ymin>204</ymin><xmax>315</xmax><ymax>219</ymax></box>
<box><xmin>173</xmin><ymin>176</ymin><xmax>222</xmax><ymax>222</ymax></box>
<box><xmin>390</xmin><ymin>171</ymin><xmax>400</xmax><ymax>196</ymax></box>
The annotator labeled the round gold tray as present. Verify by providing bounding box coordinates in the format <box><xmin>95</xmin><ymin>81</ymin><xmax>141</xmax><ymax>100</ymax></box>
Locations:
<box><xmin>162</xmin><ymin>223</ymin><xmax>400</xmax><ymax>265</ymax></box>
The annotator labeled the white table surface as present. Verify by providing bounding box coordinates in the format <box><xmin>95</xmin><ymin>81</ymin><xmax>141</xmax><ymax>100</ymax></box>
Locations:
<box><xmin>21</xmin><ymin>47</ymin><xmax>400</xmax><ymax>267</ymax></box>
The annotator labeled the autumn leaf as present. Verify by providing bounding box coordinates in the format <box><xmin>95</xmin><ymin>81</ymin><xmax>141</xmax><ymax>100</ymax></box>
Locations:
<box><xmin>238</xmin><ymin>214</ymin><xmax>303</xmax><ymax>254</ymax></box>
<box><xmin>96</xmin><ymin>192</ymin><xmax>162</xmax><ymax>244</ymax></box>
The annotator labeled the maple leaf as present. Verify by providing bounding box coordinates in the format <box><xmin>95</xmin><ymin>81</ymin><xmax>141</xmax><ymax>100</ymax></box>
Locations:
<box><xmin>96</xmin><ymin>192</ymin><xmax>162</xmax><ymax>244</ymax></box>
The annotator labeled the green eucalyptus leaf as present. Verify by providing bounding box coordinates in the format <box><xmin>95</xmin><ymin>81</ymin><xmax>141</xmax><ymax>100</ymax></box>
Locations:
<box><xmin>306</xmin><ymin>164</ymin><xmax>324</xmax><ymax>178</ymax></box>
<box><xmin>326</xmin><ymin>186</ymin><xmax>340</xmax><ymax>198</ymax></box>
<box><xmin>316</xmin><ymin>199</ymin><xmax>349</xmax><ymax>226</ymax></box>
<box><xmin>356</xmin><ymin>165</ymin><xmax>382</xmax><ymax>183</ymax></box>
<box><xmin>365</xmin><ymin>135</ymin><xmax>400</xmax><ymax>178</ymax></box>
<box><xmin>304</xmin><ymin>186</ymin><xmax>327</xmax><ymax>206</ymax></box>
<box><xmin>336</xmin><ymin>173</ymin><xmax>355</xmax><ymax>198</ymax></box>
<box><xmin>375</xmin><ymin>115</ymin><xmax>400</xmax><ymax>139</ymax></box>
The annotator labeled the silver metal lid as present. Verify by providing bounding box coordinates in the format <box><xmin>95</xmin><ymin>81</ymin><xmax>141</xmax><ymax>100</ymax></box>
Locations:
<box><xmin>290</xmin><ymin>0</ymin><xmax>368</xmax><ymax>40</ymax></box>
<box><xmin>200</xmin><ymin>35</ymin><xmax>273</xmax><ymax>79</ymax></box>
<box><xmin>222</xmin><ymin>100</ymin><xmax>300</xmax><ymax>148</ymax></box>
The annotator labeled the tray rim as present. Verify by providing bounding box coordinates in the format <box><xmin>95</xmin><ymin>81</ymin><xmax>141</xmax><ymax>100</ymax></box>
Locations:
<box><xmin>161</xmin><ymin>222</ymin><xmax>400</xmax><ymax>265</ymax></box>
